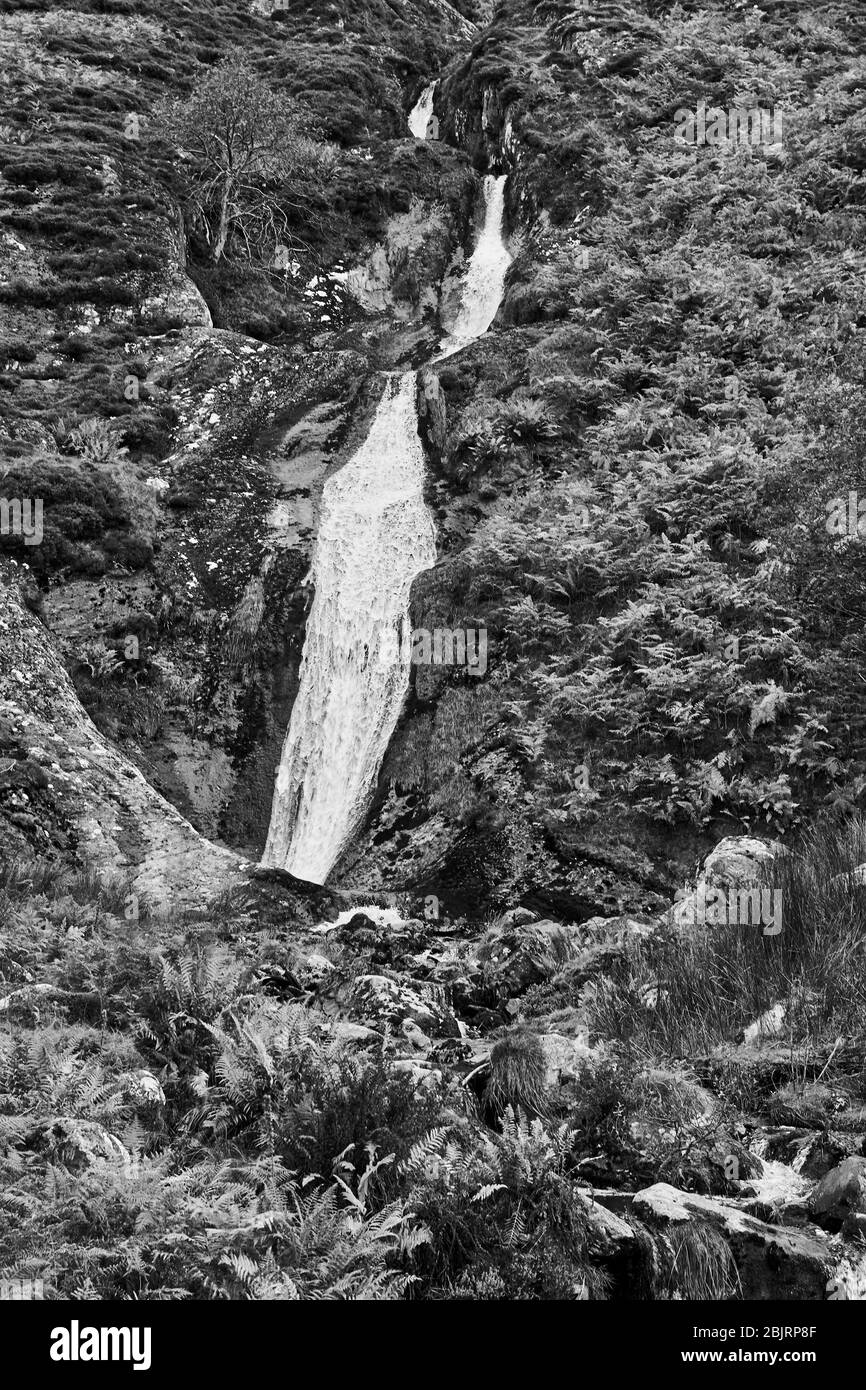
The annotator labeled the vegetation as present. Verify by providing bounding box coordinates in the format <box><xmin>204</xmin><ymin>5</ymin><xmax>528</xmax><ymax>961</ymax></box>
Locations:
<box><xmin>3</xmin><ymin>0</ymin><xmax>866</xmax><ymax>1304</ymax></box>
<box><xmin>153</xmin><ymin>53</ymin><xmax>332</xmax><ymax>267</ymax></box>
<box><xmin>592</xmin><ymin>812</ymin><xmax>866</xmax><ymax>1057</ymax></box>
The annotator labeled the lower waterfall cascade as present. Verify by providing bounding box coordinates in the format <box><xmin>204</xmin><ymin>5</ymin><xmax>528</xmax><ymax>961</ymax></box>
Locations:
<box><xmin>262</xmin><ymin>372</ymin><xmax>437</xmax><ymax>884</ymax></box>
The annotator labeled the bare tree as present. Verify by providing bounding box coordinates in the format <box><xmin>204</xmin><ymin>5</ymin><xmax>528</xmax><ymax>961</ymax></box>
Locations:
<box><xmin>154</xmin><ymin>54</ymin><xmax>329</xmax><ymax>266</ymax></box>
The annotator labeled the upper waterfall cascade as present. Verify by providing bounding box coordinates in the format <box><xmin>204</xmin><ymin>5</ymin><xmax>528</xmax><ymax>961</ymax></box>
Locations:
<box><xmin>437</xmin><ymin>174</ymin><xmax>513</xmax><ymax>360</ymax></box>
<box><xmin>408</xmin><ymin>81</ymin><xmax>438</xmax><ymax>139</ymax></box>
<box><xmin>264</xmin><ymin>150</ymin><xmax>513</xmax><ymax>885</ymax></box>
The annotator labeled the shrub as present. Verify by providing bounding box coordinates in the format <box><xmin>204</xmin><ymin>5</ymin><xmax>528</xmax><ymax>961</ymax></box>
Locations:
<box><xmin>399</xmin><ymin>1114</ymin><xmax>608</xmax><ymax>1299</ymax></box>
<box><xmin>484</xmin><ymin>1026</ymin><xmax>549</xmax><ymax>1120</ymax></box>
<box><xmin>69</xmin><ymin>417</ymin><xmax>129</xmax><ymax>465</ymax></box>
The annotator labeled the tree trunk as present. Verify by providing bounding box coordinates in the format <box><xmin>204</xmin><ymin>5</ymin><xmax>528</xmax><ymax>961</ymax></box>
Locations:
<box><xmin>212</xmin><ymin>180</ymin><xmax>231</xmax><ymax>264</ymax></box>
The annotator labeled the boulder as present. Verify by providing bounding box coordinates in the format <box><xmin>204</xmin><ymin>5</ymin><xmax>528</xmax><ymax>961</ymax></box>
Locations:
<box><xmin>578</xmin><ymin>1193</ymin><xmax>638</xmax><ymax>1262</ymax></box>
<box><xmin>417</xmin><ymin>369</ymin><xmax>447</xmax><ymax>460</ymax></box>
<box><xmin>332</xmin><ymin>1020</ymin><xmax>381</xmax><ymax>1046</ymax></box>
<box><xmin>633</xmin><ymin>1182</ymin><xmax>837</xmax><ymax>1299</ymax></box>
<box><xmin>297</xmin><ymin>953</ymin><xmax>335</xmax><ymax>987</ymax></box>
<box><xmin>703</xmin><ymin>836</ymin><xmax>783</xmax><ymax>888</ymax></box>
<box><xmin>667</xmin><ymin>837</ymin><xmax>785</xmax><ymax>936</ymax></box>
<box><xmin>391</xmin><ymin>1058</ymin><xmax>442</xmax><ymax>1092</ymax></box>
<box><xmin>476</xmin><ymin>917</ymin><xmax>578</xmax><ymax>996</ymax></box>
<box><xmin>340</xmin><ymin>974</ymin><xmax>456</xmax><ymax>1035</ymax></box>
<box><xmin>743</xmin><ymin>1002</ymin><xmax>786</xmax><ymax>1048</ymax></box>
<box><xmin>540</xmin><ymin>1032</ymin><xmax>599</xmax><ymax>1088</ymax></box>
<box><xmin>811</xmin><ymin>1157</ymin><xmax>866</xmax><ymax>1228</ymax></box>
<box><xmin>120</xmin><ymin>1071</ymin><xmax>165</xmax><ymax>1110</ymax></box>
<box><xmin>498</xmin><ymin>906</ymin><xmax>537</xmax><ymax>929</ymax></box>
<box><xmin>26</xmin><ymin>1119</ymin><xmax>133</xmax><ymax>1175</ymax></box>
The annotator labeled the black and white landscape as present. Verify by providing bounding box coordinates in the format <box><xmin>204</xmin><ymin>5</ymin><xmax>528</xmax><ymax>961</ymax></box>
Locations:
<box><xmin>1</xmin><ymin>0</ymin><xmax>866</xmax><ymax>1310</ymax></box>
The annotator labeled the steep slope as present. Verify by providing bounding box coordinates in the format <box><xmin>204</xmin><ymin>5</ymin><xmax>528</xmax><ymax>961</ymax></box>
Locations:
<box><xmin>341</xmin><ymin>0</ymin><xmax>866</xmax><ymax>923</ymax></box>
<box><xmin>0</xmin><ymin>0</ymin><xmax>476</xmax><ymax>864</ymax></box>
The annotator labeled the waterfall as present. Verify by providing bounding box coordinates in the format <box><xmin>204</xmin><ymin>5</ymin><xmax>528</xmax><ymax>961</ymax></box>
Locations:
<box><xmin>408</xmin><ymin>81</ymin><xmax>438</xmax><ymax>139</ymax></box>
<box><xmin>262</xmin><ymin>373</ymin><xmax>436</xmax><ymax>884</ymax></box>
<box><xmin>437</xmin><ymin>173</ymin><xmax>512</xmax><ymax>360</ymax></box>
<box><xmin>263</xmin><ymin>165</ymin><xmax>512</xmax><ymax>885</ymax></box>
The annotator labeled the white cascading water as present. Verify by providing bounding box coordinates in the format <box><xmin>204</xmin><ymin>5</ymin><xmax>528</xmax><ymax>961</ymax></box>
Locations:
<box><xmin>263</xmin><ymin>373</ymin><xmax>437</xmax><ymax>884</ymax></box>
<box><xmin>264</xmin><ymin>161</ymin><xmax>511</xmax><ymax>885</ymax></box>
<box><xmin>408</xmin><ymin>81</ymin><xmax>438</xmax><ymax>138</ymax></box>
<box><xmin>437</xmin><ymin>173</ymin><xmax>512</xmax><ymax>361</ymax></box>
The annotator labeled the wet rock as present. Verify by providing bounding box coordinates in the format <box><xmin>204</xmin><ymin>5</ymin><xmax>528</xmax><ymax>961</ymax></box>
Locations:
<box><xmin>763</xmin><ymin>1128</ymin><xmax>851</xmax><ymax>1181</ymax></box>
<box><xmin>811</xmin><ymin>1157</ymin><xmax>866</xmax><ymax>1229</ymax></box>
<box><xmin>501</xmin><ymin>282</ymin><xmax>547</xmax><ymax>326</ymax></box>
<box><xmin>340</xmin><ymin>911</ymin><xmax>379</xmax><ymax>934</ymax></box>
<box><xmin>333</xmin><ymin>911</ymin><xmax>428</xmax><ymax>969</ymax></box>
<box><xmin>579</xmin><ymin>1193</ymin><xmax>639</xmax><ymax>1269</ymax></box>
<box><xmin>417</xmin><ymin>369</ymin><xmax>447</xmax><ymax>461</ymax></box>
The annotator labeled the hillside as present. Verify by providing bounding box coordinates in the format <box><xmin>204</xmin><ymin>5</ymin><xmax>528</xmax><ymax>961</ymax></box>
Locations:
<box><xmin>2</xmin><ymin>0</ymin><xmax>866</xmax><ymax>1307</ymax></box>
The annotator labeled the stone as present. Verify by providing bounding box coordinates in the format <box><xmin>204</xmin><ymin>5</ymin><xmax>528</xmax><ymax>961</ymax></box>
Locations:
<box><xmin>743</xmin><ymin>1002</ymin><xmax>786</xmax><ymax>1048</ymax></box>
<box><xmin>633</xmin><ymin>1182</ymin><xmax>838</xmax><ymax>1300</ymax></box>
<box><xmin>578</xmin><ymin>1193</ymin><xmax>638</xmax><ymax>1262</ymax></box>
<box><xmin>539</xmin><ymin>1032</ymin><xmax>599</xmax><ymax>1088</ymax></box>
<box><xmin>401</xmin><ymin>1018</ymin><xmax>432</xmax><ymax>1053</ymax></box>
<box><xmin>121</xmin><ymin>1071</ymin><xmax>165</xmax><ymax>1109</ymax></box>
<box><xmin>811</xmin><ymin>1157</ymin><xmax>866</xmax><ymax>1227</ymax></box>
<box><xmin>332</xmin><ymin>1021</ymin><xmax>381</xmax><ymax>1046</ymax></box>
<box><xmin>341</xmin><ymin>973</ymin><xmax>452</xmax><ymax>1034</ymax></box>
<box><xmin>476</xmin><ymin>916</ymin><xmax>578</xmax><ymax>995</ymax></box>
<box><xmin>417</xmin><ymin>369</ymin><xmax>447</xmax><ymax>460</ymax></box>
<box><xmin>26</xmin><ymin>1119</ymin><xmax>133</xmax><ymax>1175</ymax></box>
<box><xmin>298</xmin><ymin>953</ymin><xmax>335</xmax><ymax>987</ymax></box>
<box><xmin>703</xmin><ymin>835</ymin><xmax>783</xmax><ymax>888</ymax></box>
<box><xmin>391</xmin><ymin>1058</ymin><xmax>441</xmax><ymax>1092</ymax></box>
<box><xmin>498</xmin><ymin>906</ymin><xmax>537</xmax><ymax>929</ymax></box>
